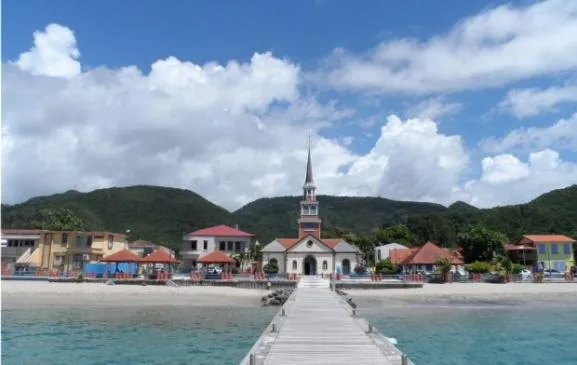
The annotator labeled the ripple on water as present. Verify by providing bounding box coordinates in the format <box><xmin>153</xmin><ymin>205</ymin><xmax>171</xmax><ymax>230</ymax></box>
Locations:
<box><xmin>1</xmin><ymin>306</ymin><xmax>277</xmax><ymax>365</ymax></box>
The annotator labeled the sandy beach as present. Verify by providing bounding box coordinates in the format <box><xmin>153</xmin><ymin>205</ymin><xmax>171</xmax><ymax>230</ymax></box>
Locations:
<box><xmin>1</xmin><ymin>281</ymin><xmax>268</xmax><ymax>309</ymax></box>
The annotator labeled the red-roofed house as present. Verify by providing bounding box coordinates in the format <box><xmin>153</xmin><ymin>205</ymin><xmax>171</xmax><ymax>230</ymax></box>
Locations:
<box><xmin>260</xmin><ymin>144</ymin><xmax>361</xmax><ymax>276</ymax></box>
<box><xmin>180</xmin><ymin>224</ymin><xmax>255</xmax><ymax>270</ymax></box>
<box><xmin>390</xmin><ymin>241</ymin><xmax>463</xmax><ymax>273</ymax></box>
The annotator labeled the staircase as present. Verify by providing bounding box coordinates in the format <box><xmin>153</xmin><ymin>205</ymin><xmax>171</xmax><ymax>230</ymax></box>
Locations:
<box><xmin>297</xmin><ymin>275</ymin><xmax>330</xmax><ymax>289</ymax></box>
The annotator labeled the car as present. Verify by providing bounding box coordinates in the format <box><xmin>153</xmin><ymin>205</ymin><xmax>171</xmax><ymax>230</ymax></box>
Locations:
<box><xmin>207</xmin><ymin>265</ymin><xmax>222</xmax><ymax>274</ymax></box>
<box><xmin>543</xmin><ymin>269</ymin><xmax>563</xmax><ymax>278</ymax></box>
<box><xmin>520</xmin><ymin>269</ymin><xmax>532</xmax><ymax>279</ymax></box>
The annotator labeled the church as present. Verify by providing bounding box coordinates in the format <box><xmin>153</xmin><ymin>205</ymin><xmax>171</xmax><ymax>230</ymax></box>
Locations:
<box><xmin>260</xmin><ymin>142</ymin><xmax>361</xmax><ymax>276</ymax></box>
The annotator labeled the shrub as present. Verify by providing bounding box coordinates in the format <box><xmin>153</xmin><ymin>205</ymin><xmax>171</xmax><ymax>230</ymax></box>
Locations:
<box><xmin>465</xmin><ymin>261</ymin><xmax>491</xmax><ymax>273</ymax></box>
<box><xmin>512</xmin><ymin>263</ymin><xmax>524</xmax><ymax>274</ymax></box>
<box><xmin>375</xmin><ymin>258</ymin><xmax>397</xmax><ymax>275</ymax></box>
<box><xmin>263</xmin><ymin>262</ymin><xmax>279</xmax><ymax>274</ymax></box>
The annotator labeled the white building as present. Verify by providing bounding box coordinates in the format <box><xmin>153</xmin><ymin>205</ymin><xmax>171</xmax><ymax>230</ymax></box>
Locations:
<box><xmin>374</xmin><ymin>242</ymin><xmax>408</xmax><ymax>262</ymax></box>
<box><xmin>261</xmin><ymin>142</ymin><xmax>362</xmax><ymax>275</ymax></box>
<box><xmin>181</xmin><ymin>225</ymin><xmax>255</xmax><ymax>269</ymax></box>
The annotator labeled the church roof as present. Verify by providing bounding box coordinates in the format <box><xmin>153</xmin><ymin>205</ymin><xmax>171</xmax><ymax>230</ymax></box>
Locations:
<box><xmin>261</xmin><ymin>235</ymin><xmax>358</xmax><ymax>253</ymax></box>
<box><xmin>304</xmin><ymin>143</ymin><xmax>314</xmax><ymax>185</ymax></box>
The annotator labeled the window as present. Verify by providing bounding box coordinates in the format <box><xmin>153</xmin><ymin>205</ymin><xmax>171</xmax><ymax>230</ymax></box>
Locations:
<box><xmin>61</xmin><ymin>233</ymin><xmax>68</xmax><ymax>245</ymax></box>
<box><xmin>551</xmin><ymin>244</ymin><xmax>559</xmax><ymax>254</ymax></box>
<box><xmin>269</xmin><ymin>258</ymin><xmax>278</xmax><ymax>265</ymax></box>
<box><xmin>538</xmin><ymin>244</ymin><xmax>546</xmax><ymax>254</ymax></box>
<box><xmin>53</xmin><ymin>255</ymin><xmax>63</xmax><ymax>266</ymax></box>
<box><xmin>306</xmin><ymin>240</ymin><xmax>314</xmax><ymax>248</ymax></box>
<box><xmin>107</xmin><ymin>235</ymin><xmax>113</xmax><ymax>249</ymax></box>
<box><xmin>235</xmin><ymin>241</ymin><xmax>241</xmax><ymax>251</ymax></box>
<box><xmin>292</xmin><ymin>260</ymin><xmax>297</xmax><ymax>270</ymax></box>
<box><xmin>203</xmin><ymin>240</ymin><xmax>208</xmax><ymax>250</ymax></box>
<box><xmin>303</xmin><ymin>223</ymin><xmax>316</xmax><ymax>231</ymax></box>
<box><xmin>227</xmin><ymin>241</ymin><xmax>233</xmax><ymax>251</ymax></box>
<box><xmin>191</xmin><ymin>240</ymin><xmax>197</xmax><ymax>250</ymax></box>
<box><xmin>563</xmin><ymin>243</ymin><xmax>571</xmax><ymax>254</ymax></box>
<box><xmin>322</xmin><ymin>260</ymin><xmax>328</xmax><ymax>270</ymax></box>
<box><xmin>73</xmin><ymin>255</ymin><xmax>83</xmax><ymax>269</ymax></box>
<box><xmin>219</xmin><ymin>241</ymin><xmax>226</xmax><ymax>250</ymax></box>
<box><xmin>310</xmin><ymin>206</ymin><xmax>317</xmax><ymax>215</ymax></box>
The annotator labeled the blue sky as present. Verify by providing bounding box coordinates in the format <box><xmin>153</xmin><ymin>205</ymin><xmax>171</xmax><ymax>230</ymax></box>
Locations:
<box><xmin>2</xmin><ymin>0</ymin><xmax>577</xmax><ymax>209</ymax></box>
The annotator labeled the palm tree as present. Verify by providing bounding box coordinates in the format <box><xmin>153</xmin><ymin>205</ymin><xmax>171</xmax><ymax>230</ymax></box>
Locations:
<box><xmin>496</xmin><ymin>254</ymin><xmax>513</xmax><ymax>281</ymax></box>
<box><xmin>233</xmin><ymin>251</ymin><xmax>249</xmax><ymax>272</ymax></box>
<box><xmin>436</xmin><ymin>256</ymin><xmax>452</xmax><ymax>283</ymax></box>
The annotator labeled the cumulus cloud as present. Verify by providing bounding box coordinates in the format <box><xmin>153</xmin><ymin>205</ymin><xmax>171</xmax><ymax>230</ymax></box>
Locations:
<box><xmin>481</xmin><ymin>113</ymin><xmax>577</xmax><ymax>154</ymax></box>
<box><xmin>2</xmin><ymin>22</ymin><xmax>577</xmax><ymax>212</ymax></box>
<box><xmin>318</xmin><ymin>0</ymin><xmax>577</xmax><ymax>94</ymax></box>
<box><xmin>498</xmin><ymin>82</ymin><xmax>577</xmax><ymax>119</ymax></box>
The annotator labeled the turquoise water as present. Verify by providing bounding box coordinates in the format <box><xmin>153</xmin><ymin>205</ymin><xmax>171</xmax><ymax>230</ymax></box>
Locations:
<box><xmin>364</xmin><ymin>302</ymin><xmax>577</xmax><ymax>365</ymax></box>
<box><xmin>3</xmin><ymin>298</ymin><xmax>577</xmax><ymax>365</ymax></box>
<box><xmin>2</xmin><ymin>306</ymin><xmax>276</xmax><ymax>365</ymax></box>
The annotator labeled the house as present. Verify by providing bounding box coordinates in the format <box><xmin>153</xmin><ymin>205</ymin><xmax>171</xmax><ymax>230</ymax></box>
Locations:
<box><xmin>390</xmin><ymin>241</ymin><xmax>463</xmax><ymax>273</ymax></box>
<box><xmin>506</xmin><ymin>235</ymin><xmax>575</xmax><ymax>272</ymax></box>
<box><xmin>260</xmin><ymin>141</ymin><xmax>362</xmax><ymax>276</ymax></box>
<box><xmin>1</xmin><ymin>229</ymin><xmax>127</xmax><ymax>272</ymax></box>
<box><xmin>374</xmin><ymin>243</ymin><xmax>407</xmax><ymax>262</ymax></box>
<box><xmin>128</xmin><ymin>240</ymin><xmax>173</xmax><ymax>258</ymax></box>
<box><xmin>180</xmin><ymin>224</ymin><xmax>255</xmax><ymax>270</ymax></box>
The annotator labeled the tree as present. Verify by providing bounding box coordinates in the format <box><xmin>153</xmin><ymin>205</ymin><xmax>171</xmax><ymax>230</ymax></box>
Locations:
<box><xmin>375</xmin><ymin>258</ymin><xmax>397</xmax><ymax>275</ymax></box>
<box><xmin>263</xmin><ymin>262</ymin><xmax>278</xmax><ymax>274</ymax></box>
<box><xmin>34</xmin><ymin>208</ymin><xmax>85</xmax><ymax>231</ymax></box>
<box><xmin>437</xmin><ymin>256</ymin><xmax>452</xmax><ymax>282</ymax></box>
<box><xmin>457</xmin><ymin>224</ymin><xmax>507</xmax><ymax>263</ymax></box>
<box><xmin>233</xmin><ymin>251</ymin><xmax>250</xmax><ymax>271</ymax></box>
<box><xmin>350</xmin><ymin>234</ymin><xmax>376</xmax><ymax>266</ymax></box>
<box><xmin>373</xmin><ymin>224</ymin><xmax>414</xmax><ymax>245</ymax></box>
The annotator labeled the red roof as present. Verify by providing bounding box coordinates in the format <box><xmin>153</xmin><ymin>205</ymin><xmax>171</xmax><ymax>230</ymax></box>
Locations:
<box><xmin>504</xmin><ymin>244</ymin><xmax>536</xmax><ymax>251</ymax></box>
<box><xmin>101</xmin><ymin>249</ymin><xmax>142</xmax><ymax>263</ymax></box>
<box><xmin>198</xmin><ymin>251</ymin><xmax>236</xmax><ymax>264</ymax></box>
<box><xmin>187</xmin><ymin>225</ymin><xmax>254</xmax><ymax>237</ymax></box>
<box><xmin>521</xmin><ymin>235</ymin><xmax>575</xmax><ymax>243</ymax></box>
<box><xmin>390</xmin><ymin>242</ymin><xmax>463</xmax><ymax>265</ymax></box>
<box><xmin>141</xmin><ymin>250</ymin><xmax>180</xmax><ymax>264</ymax></box>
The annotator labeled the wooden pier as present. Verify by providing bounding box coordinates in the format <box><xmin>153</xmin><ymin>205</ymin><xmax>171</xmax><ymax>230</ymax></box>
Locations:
<box><xmin>240</xmin><ymin>285</ymin><xmax>415</xmax><ymax>365</ymax></box>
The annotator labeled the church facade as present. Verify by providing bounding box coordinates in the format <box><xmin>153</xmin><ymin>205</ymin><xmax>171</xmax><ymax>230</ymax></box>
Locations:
<box><xmin>260</xmin><ymin>143</ymin><xmax>361</xmax><ymax>276</ymax></box>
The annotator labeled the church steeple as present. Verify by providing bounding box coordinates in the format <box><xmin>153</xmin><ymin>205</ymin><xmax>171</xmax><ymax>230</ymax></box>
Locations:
<box><xmin>298</xmin><ymin>135</ymin><xmax>322</xmax><ymax>238</ymax></box>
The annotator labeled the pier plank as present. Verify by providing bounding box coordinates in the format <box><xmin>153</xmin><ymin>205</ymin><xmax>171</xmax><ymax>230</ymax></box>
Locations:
<box><xmin>242</xmin><ymin>286</ymin><xmax>414</xmax><ymax>365</ymax></box>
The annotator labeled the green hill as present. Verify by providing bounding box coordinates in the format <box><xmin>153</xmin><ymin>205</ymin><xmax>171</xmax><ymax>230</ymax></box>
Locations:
<box><xmin>2</xmin><ymin>184</ymin><xmax>577</xmax><ymax>249</ymax></box>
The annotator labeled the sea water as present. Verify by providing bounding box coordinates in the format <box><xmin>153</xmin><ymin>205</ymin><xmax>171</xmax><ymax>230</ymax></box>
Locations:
<box><xmin>2</xmin><ymin>306</ymin><xmax>277</xmax><ymax>365</ymax></box>
<box><xmin>362</xmin><ymin>300</ymin><xmax>577</xmax><ymax>365</ymax></box>
<box><xmin>3</xmin><ymin>298</ymin><xmax>577</xmax><ymax>365</ymax></box>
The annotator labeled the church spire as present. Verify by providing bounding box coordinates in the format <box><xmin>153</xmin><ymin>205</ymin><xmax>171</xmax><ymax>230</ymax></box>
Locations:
<box><xmin>304</xmin><ymin>133</ymin><xmax>314</xmax><ymax>186</ymax></box>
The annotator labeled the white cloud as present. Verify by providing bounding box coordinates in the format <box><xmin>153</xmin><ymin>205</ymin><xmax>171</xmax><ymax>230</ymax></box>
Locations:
<box><xmin>12</xmin><ymin>23</ymin><xmax>81</xmax><ymax>79</ymax></box>
<box><xmin>3</xmin><ymin>23</ymin><xmax>577</xmax><ymax>214</ymax></box>
<box><xmin>465</xmin><ymin>149</ymin><xmax>577</xmax><ymax>207</ymax></box>
<box><xmin>319</xmin><ymin>0</ymin><xmax>577</xmax><ymax>94</ymax></box>
<box><xmin>498</xmin><ymin>82</ymin><xmax>577</xmax><ymax>118</ymax></box>
<box><xmin>481</xmin><ymin>113</ymin><xmax>577</xmax><ymax>154</ymax></box>
<box><xmin>406</xmin><ymin>97</ymin><xmax>462</xmax><ymax>119</ymax></box>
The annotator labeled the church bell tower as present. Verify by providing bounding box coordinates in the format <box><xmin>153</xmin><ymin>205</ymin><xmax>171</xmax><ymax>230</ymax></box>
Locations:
<box><xmin>298</xmin><ymin>136</ymin><xmax>322</xmax><ymax>238</ymax></box>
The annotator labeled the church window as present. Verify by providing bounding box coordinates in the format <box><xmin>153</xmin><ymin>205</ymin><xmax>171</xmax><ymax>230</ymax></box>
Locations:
<box><xmin>322</xmin><ymin>260</ymin><xmax>327</xmax><ymax>270</ymax></box>
<box><xmin>306</xmin><ymin>240</ymin><xmax>313</xmax><ymax>248</ymax></box>
<box><xmin>292</xmin><ymin>260</ymin><xmax>297</xmax><ymax>270</ymax></box>
<box><xmin>303</xmin><ymin>223</ymin><xmax>315</xmax><ymax>231</ymax></box>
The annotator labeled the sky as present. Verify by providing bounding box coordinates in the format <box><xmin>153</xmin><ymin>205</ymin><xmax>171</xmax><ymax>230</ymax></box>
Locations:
<box><xmin>2</xmin><ymin>0</ymin><xmax>577</xmax><ymax>211</ymax></box>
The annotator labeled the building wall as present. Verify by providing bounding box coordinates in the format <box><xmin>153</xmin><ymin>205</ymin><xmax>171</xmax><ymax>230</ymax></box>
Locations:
<box><xmin>181</xmin><ymin>235</ymin><xmax>254</xmax><ymax>269</ymax></box>
<box><xmin>535</xmin><ymin>242</ymin><xmax>575</xmax><ymax>271</ymax></box>
<box><xmin>263</xmin><ymin>252</ymin><xmax>286</xmax><ymax>273</ymax></box>
<box><xmin>335</xmin><ymin>253</ymin><xmax>359</xmax><ymax>274</ymax></box>
<box><xmin>374</xmin><ymin>243</ymin><xmax>407</xmax><ymax>262</ymax></box>
<box><xmin>286</xmin><ymin>252</ymin><xmax>334</xmax><ymax>275</ymax></box>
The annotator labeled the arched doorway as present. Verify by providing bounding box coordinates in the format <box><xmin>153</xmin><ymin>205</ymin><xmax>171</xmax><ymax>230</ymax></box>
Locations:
<box><xmin>342</xmin><ymin>259</ymin><xmax>351</xmax><ymax>275</ymax></box>
<box><xmin>303</xmin><ymin>255</ymin><xmax>317</xmax><ymax>276</ymax></box>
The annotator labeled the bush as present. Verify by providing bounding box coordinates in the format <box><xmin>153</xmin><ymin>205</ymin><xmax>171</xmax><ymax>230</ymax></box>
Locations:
<box><xmin>465</xmin><ymin>261</ymin><xmax>491</xmax><ymax>273</ymax></box>
<box><xmin>263</xmin><ymin>262</ymin><xmax>279</xmax><ymax>274</ymax></box>
<box><xmin>375</xmin><ymin>259</ymin><xmax>397</xmax><ymax>275</ymax></box>
<box><xmin>512</xmin><ymin>264</ymin><xmax>524</xmax><ymax>274</ymax></box>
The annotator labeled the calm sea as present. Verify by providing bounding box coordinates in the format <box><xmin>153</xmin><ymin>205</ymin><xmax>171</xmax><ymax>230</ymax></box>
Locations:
<box><xmin>3</xmin><ymin>299</ymin><xmax>577</xmax><ymax>365</ymax></box>
<box><xmin>361</xmin><ymin>299</ymin><xmax>577</xmax><ymax>365</ymax></box>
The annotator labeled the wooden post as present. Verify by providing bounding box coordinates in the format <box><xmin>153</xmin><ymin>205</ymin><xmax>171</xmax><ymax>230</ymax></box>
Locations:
<box><xmin>368</xmin><ymin>324</ymin><xmax>373</xmax><ymax>333</ymax></box>
<box><xmin>401</xmin><ymin>354</ymin><xmax>408</xmax><ymax>365</ymax></box>
<box><xmin>352</xmin><ymin>309</ymin><xmax>356</xmax><ymax>316</ymax></box>
<box><xmin>249</xmin><ymin>353</ymin><xmax>256</xmax><ymax>365</ymax></box>
<box><xmin>272</xmin><ymin>323</ymin><xmax>277</xmax><ymax>332</ymax></box>
<box><xmin>281</xmin><ymin>307</ymin><xmax>286</xmax><ymax>317</ymax></box>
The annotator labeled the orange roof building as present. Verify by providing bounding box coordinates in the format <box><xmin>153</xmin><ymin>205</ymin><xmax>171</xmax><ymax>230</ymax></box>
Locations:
<box><xmin>141</xmin><ymin>249</ymin><xmax>180</xmax><ymax>264</ymax></box>
<box><xmin>390</xmin><ymin>242</ymin><xmax>463</xmax><ymax>271</ymax></box>
<box><xmin>260</xmin><ymin>139</ymin><xmax>362</xmax><ymax>276</ymax></box>
<box><xmin>508</xmin><ymin>234</ymin><xmax>575</xmax><ymax>272</ymax></box>
<box><xmin>101</xmin><ymin>249</ymin><xmax>142</xmax><ymax>263</ymax></box>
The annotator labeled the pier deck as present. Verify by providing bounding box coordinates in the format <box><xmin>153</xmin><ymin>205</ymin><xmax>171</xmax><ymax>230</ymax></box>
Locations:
<box><xmin>241</xmin><ymin>286</ymin><xmax>414</xmax><ymax>365</ymax></box>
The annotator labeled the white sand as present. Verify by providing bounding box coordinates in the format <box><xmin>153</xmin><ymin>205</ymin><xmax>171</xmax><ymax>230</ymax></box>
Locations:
<box><xmin>348</xmin><ymin>282</ymin><xmax>577</xmax><ymax>301</ymax></box>
<box><xmin>1</xmin><ymin>281</ymin><xmax>268</xmax><ymax>309</ymax></box>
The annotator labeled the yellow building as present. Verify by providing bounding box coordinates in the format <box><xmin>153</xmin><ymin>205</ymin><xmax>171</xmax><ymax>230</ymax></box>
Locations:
<box><xmin>1</xmin><ymin>229</ymin><xmax>127</xmax><ymax>273</ymax></box>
